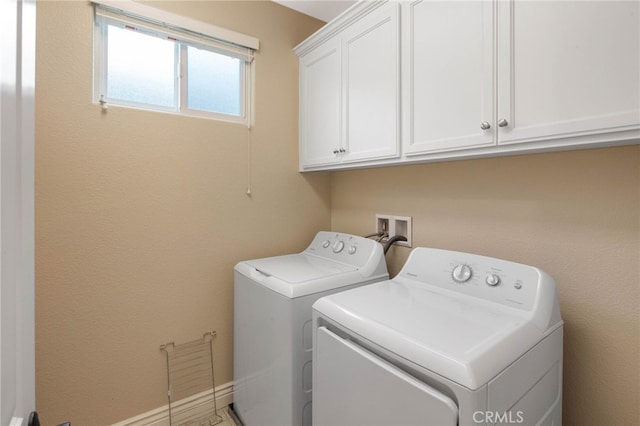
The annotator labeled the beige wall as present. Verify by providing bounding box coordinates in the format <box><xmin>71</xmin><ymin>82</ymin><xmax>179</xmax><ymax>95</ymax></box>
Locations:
<box><xmin>35</xmin><ymin>1</ymin><xmax>326</xmax><ymax>423</ymax></box>
<box><xmin>35</xmin><ymin>1</ymin><xmax>640</xmax><ymax>425</ymax></box>
<box><xmin>331</xmin><ymin>145</ymin><xmax>640</xmax><ymax>426</ymax></box>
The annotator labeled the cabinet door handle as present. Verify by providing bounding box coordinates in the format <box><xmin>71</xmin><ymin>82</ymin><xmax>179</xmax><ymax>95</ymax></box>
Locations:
<box><xmin>498</xmin><ymin>118</ymin><xmax>509</xmax><ymax>127</ymax></box>
<box><xmin>332</xmin><ymin>149</ymin><xmax>339</xmax><ymax>154</ymax></box>
<box><xmin>480</xmin><ymin>121</ymin><xmax>491</xmax><ymax>130</ymax></box>
<box><xmin>339</xmin><ymin>148</ymin><xmax>346</xmax><ymax>153</ymax></box>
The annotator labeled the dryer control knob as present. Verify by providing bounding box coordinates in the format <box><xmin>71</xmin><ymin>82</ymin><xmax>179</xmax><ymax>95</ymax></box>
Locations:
<box><xmin>452</xmin><ymin>264</ymin><xmax>472</xmax><ymax>283</ymax></box>
<box><xmin>332</xmin><ymin>241</ymin><xmax>345</xmax><ymax>253</ymax></box>
<box><xmin>322</xmin><ymin>240</ymin><xmax>331</xmax><ymax>248</ymax></box>
<box><xmin>486</xmin><ymin>273</ymin><xmax>501</xmax><ymax>286</ymax></box>
<box><xmin>348</xmin><ymin>245</ymin><xmax>357</xmax><ymax>255</ymax></box>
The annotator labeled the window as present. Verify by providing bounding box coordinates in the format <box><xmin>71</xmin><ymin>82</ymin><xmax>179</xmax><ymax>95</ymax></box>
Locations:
<box><xmin>93</xmin><ymin>1</ymin><xmax>258</xmax><ymax>123</ymax></box>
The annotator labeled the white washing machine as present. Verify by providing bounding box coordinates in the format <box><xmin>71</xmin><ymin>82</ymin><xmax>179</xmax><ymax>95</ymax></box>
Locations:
<box><xmin>313</xmin><ymin>247</ymin><xmax>563</xmax><ymax>426</ymax></box>
<box><xmin>233</xmin><ymin>231</ymin><xmax>388</xmax><ymax>426</ymax></box>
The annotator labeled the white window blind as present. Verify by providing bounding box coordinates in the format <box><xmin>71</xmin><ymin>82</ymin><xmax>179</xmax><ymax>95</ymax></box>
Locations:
<box><xmin>92</xmin><ymin>0</ymin><xmax>258</xmax><ymax>123</ymax></box>
<box><xmin>92</xmin><ymin>0</ymin><xmax>259</xmax><ymax>62</ymax></box>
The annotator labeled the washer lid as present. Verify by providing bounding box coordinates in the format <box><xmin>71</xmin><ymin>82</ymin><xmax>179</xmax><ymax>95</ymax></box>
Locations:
<box><xmin>313</xmin><ymin>279</ymin><xmax>554</xmax><ymax>390</ymax></box>
<box><xmin>247</xmin><ymin>253</ymin><xmax>356</xmax><ymax>283</ymax></box>
<box><xmin>237</xmin><ymin>253</ymin><xmax>380</xmax><ymax>298</ymax></box>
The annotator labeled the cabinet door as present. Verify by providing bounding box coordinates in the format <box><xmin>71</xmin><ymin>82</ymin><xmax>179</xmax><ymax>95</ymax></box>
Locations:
<box><xmin>497</xmin><ymin>0</ymin><xmax>640</xmax><ymax>146</ymax></box>
<box><xmin>299</xmin><ymin>37</ymin><xmax>342</xmax><ymax>168</ymax></box>
<box><xmin>342</xmin><ymin>2</ymin><xmax>400</xmax><ymax>163</ymax></box>
<box><xmin>402</xmin><ymin>0</ymin><xmax>495</xmax><ymax>155</ymax></box>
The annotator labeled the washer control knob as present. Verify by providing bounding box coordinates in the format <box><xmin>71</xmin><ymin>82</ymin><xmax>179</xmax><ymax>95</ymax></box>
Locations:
<box><xmin>452</xmin><ymin>264</ymin><xmax>472</xmax><ymax>283</ymax></box>
<box><xmin>486</xmin><ymin>273</ymin><xmax>501</xmax><ymax>286</ymax></box>
<box><xmin>348</xmin><ymin>245</ymin><xmax>357</xmax><ymax>255</ymax></box>
<box><xmin>322</xmin><ymin>240</ymin><xmax>331</xmax><ymax>248</ymax></box>
<box><xmin>332</xmin><ymin>241</ymin><xmax>345</xmax><ymax>253</ymax></box>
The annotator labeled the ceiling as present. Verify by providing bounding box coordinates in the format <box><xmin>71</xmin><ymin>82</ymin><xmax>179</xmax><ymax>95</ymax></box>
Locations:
<box><xmin>273</xmin><ymin>0</ymin><xmax>356</xmax><ymax>22</ymax></box>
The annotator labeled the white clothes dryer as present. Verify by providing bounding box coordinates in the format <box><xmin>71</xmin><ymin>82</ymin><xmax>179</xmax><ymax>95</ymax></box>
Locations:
<box><xmin>313</xmin><ymin>247</ymin><xmax>563</xmax><ymax>426</ymax></box>
<box><xmin>233</xmin><ymin>231</ymin><xmax>388</xmax><ymax>426</ymax></box>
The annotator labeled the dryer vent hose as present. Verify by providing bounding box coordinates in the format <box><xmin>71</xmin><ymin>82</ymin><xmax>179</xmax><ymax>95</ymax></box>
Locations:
<box><xmin>383</xmin><ymin>235</ymin><xmax>407</xmax><ymax>255</ymax></box>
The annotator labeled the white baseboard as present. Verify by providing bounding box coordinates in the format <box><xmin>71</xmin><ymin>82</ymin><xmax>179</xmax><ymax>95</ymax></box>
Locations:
<box><xmin>111</xmin><ymin>382</ymin><xmax>234</xmax><ymax>426</ymax></box>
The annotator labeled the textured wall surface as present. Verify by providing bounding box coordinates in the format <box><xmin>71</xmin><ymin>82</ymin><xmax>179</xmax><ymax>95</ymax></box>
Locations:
<box><xmin>35</xmin><ymin>1</ymin><xmax>326</xmax><ymax>423</ymax></box>
<box><xmin>35</xmin><ymin>1</ymin><xmax>640</xmax><ymax>425</ymax></box>
<box><xmin>331</xmin><ymin>145</ymin><xmax>640</xmax><ymax>426</ymax></box>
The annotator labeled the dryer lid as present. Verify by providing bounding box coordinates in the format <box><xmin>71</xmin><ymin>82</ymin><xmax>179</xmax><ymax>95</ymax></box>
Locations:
<box><xmin>313</xmin><ymin>280</ymin><xmax>548</xmax><ymax>390</ymax></box>
<box><xmin>313</xmin><ymin>246</ymin><xmax>562</xmax><ymax>388</ymax></box>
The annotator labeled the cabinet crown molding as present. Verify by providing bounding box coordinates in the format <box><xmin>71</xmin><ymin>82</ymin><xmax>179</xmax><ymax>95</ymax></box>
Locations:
<box><xmin>294</xmin><ymin>0</ymin><xmax>389</xmax><ymax>57</ymax></box>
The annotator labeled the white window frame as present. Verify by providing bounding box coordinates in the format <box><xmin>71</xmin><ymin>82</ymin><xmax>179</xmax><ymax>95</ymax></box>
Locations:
<box><xmin>92</xmin><ymin>0</ymin><xmax>258</xmax><ymax>124</ymax></box>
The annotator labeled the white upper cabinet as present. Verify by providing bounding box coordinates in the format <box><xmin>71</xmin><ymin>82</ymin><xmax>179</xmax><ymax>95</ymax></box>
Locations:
<box><xmin>342</xmin><ymin>2</ymin><xmax>400</xmax><ymax>164</ymax></box>
<box><xmin>403</xmin><ymin>0</ymin><xmax>640</xmax><ymax>159</ymax></box>
<box><xmin>299</xmin><ymin>36</ymin><xmax>342</xmax><ymax>168</ymax></box>
<box><xmin>496</xmin><ymin>0</ymin><xmax>640</xmax><ymax>147</ymax></box>
<box><xmin>296</xmin><ymin>1</ymin><xmax>400</xmax><ymax>170</ymax></box>
<box><xmin>402</xmin><ymin>0</ymin><xmax>495</xmax><ymax>154</ymax></box>
<box><xmin>296</xmin><ymin>0</ymin><xmax>639</xmax><ymax>171</ymax></box>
